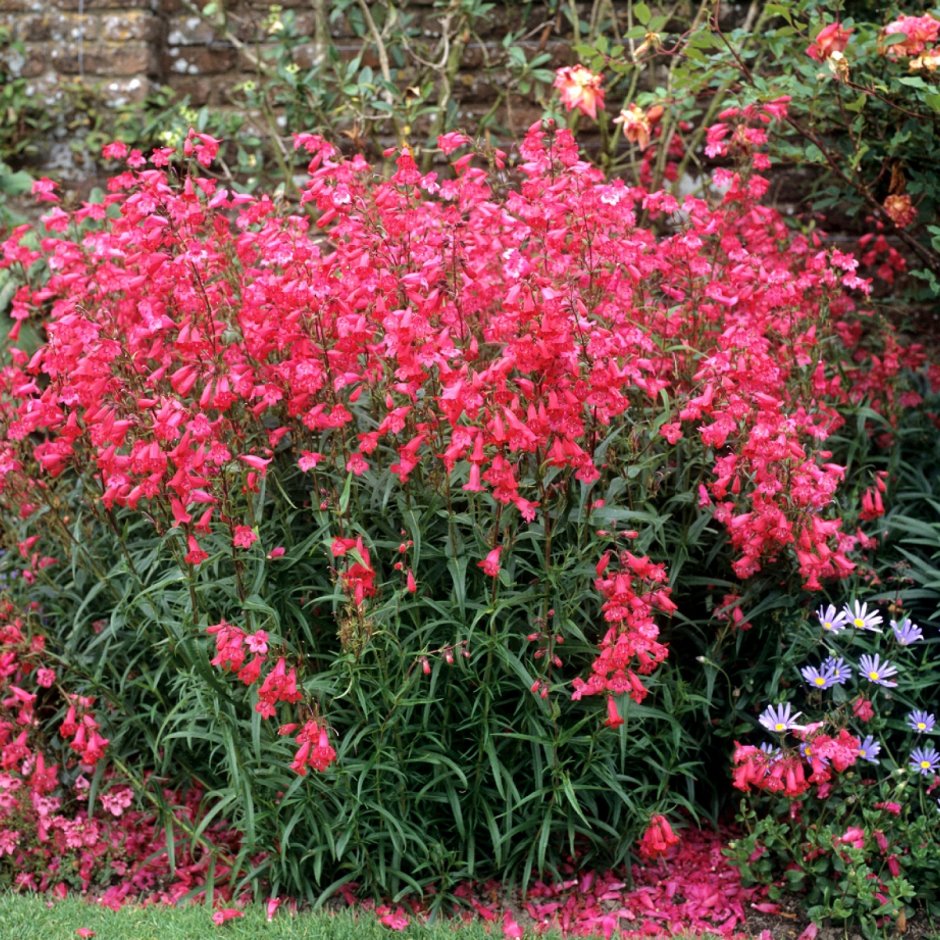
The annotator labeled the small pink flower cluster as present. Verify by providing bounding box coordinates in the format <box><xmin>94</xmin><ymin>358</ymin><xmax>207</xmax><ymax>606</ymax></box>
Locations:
<box><xmin>59</xmin><ymin>697</ymin><xmax>109</xmax><ymax>767</ymax></box>
<box><xmin>207</xmin><ymin>585</ymin><xmax>349</xmax><ymax>779</ymax></box>
<box><xmin>858</xmin><ymin>229</ymin><xmax>908</xmax><ymax>285</ymax></box>
<box><xmin>330</xmin><ymin>536</ymin><xmax>377</xmax><ymax>608</ymax></box>
<box><xmin>637</xmin><ymin>814</ymin><xmax>681</xmax><ymax>860</ymax></box>
<box><xmin>282</xmin><ymin>719</ymin><xmax>336</xmax><ymax>776</ymax></box>
<box><xmin>704</xmin><ymin>97</ymin><xmax>791</xmax><ymax>171</ymax></box>
<box><xmin>1</xmin><ymin>605</ymin><xmax>105</xmax><ymax>772</ymax></box>
<box><xmin>573</xmin><ymin>551</ymin><xmax>675</xmax><ymax>724</ymax></box>
<box><xmin>732</xmin><ymin>728</ymin><xmax>860</xmax><ymax>798</ymax></box>
<box><xmin>206</xmin><ymin>621</ymin><xmax>334</xmax><ymax>773</ymax></box>
<box><xmin>207</xmin><ymin>619</ymin><xmax>270</xmax><ymax>686</ymax></box>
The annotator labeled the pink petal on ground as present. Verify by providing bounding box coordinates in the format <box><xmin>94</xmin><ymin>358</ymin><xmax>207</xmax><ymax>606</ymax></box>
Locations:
<box><xmin>751</xmin><ymin>902</ymin><xmax>781</xmax><ymax>914</ymax></box>
<box><xmin>377</xmin><ymin>905</ymin><xmax>409</xmax><ymax>930</ymax></box>
<box><xmin>266</xmin><ymin>897</ymin><xmax>281</xmax><ymax>921</ymax></box>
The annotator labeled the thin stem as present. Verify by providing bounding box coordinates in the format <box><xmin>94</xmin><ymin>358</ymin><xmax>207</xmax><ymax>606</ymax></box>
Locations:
<box><xmin>355</xmin><ymin>0</ymin><xmax>405</xmax><ymax>144</ymax></box>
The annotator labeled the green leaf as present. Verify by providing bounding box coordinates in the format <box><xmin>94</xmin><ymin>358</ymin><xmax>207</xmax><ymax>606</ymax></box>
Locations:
<box><xmin>763</xmin><ymin>2</ymin><xmax>792</xmax><ymax>20</ymax></box>
<box><xmin>0</xmin><ymin>168</ymin><xmax>33</xmax><ymax>195</ymax></box>
<box><xmin>634</xmin><ymin>2</ymin><xmax>651</xmax><ymax>26</ymax></box>
<box><xmin>507</xmin><ymin>45</ymin><xmax>527</xmax><ymax>69</ymax></box>
<box><xmin>882</xmin><ymin>31</ymin><xmax>909</xmax><ymax>46</ymax></box>
<box><xmin>843</xmin><ymin>93</ymin><xmax>867</xmax><ymax>113</ymax></box>
<box><xmin>338</xmin><ymin>471</ymin><xmax>353</xmax><ymax>514</ymax></box>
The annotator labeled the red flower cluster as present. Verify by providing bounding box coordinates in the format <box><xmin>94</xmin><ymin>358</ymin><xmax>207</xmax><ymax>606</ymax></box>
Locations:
<box><xmin>1</xmin><ymin>607</ymin><xmax>105</xmax><ymax>772</ymax></box>
<box><xmin>256</xmin><ymin>656</ymin><xmax>302</xmax><ymax>719</ymax></box>
<box><xmin>59</xmin><ymin>697</ymin><xmax>109</xmax><ymax>767</ymax></box>
<box><xmin>732</xmin><ymin>728</ymin><xmax>860</xmax><ymax>798</ymax></box>
<box><xmin>331</xmin><ymin>536</ymin><xmax>377</xmax><ymax>608</ymax></box>
<box><xmin>637</xmin><ymin>814</ymin><xmax>681</xmax><ymax>860</ymax></box>
<box><xmin>207</xmin><ymin>621</ymin><xmax>324</xmax><ymax>767</ymax></box>
<box><xmin>207</xmin><ymin>620</ymin><xmax>301</xmax><ymax>716</ymax></box>
<box><xmin>573</xmin><ymin>551</ymin><xmax>675</xmax><ymax>710</ymax></box>
<box><xmin>287</xmin><ymin>720</ymin><xmax>336</xmax><ymax>776</ymax></box>
<box><xmin>207</xmin><ymin>620</ymin><xmax>268</xmax><ymax>685</ymax></box>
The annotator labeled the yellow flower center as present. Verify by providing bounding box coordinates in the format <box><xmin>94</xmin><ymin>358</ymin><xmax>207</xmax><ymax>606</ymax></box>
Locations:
<box><xmin>814</xmin><ymin>677</ymin><xmax>826</xmax><ymax>686</ymax></box>
<box><xmin>774</xmin><ymin>722</ymin><xmax>786</xmax><ymax>732</ymax></box>
<box><xmin>921</xmin><ymin>760</ymin><xmax>931</xmax><ymax>769</ymax></box>
<box><xmin>868</xmin><ymin>671</ymin><xmax>879</xmax><ymax>681</ymax></box>
<box><xmin>918</xmin><ymin>722</ymin><xmax>927</xmax><ymax>731</ymax></box>
<box><xmin>854</xmin><ymin>618</ymin><xmax>865</xmax><ymax>628</ymax></box>
<box><xmin>823</xmin><ymin>621</ymin><xmax>832</xmax><ymax>630</ymax></box>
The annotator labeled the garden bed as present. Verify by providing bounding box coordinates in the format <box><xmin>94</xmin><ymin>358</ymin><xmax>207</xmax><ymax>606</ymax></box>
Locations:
<box><xmin>3</xmin><ymin>9</ymin><xmax>940</xmax><ymax>939</ymax></box>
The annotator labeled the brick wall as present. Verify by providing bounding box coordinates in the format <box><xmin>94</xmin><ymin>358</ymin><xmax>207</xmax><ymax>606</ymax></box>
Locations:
<box><xmin>3</xmin><ymin>0</ymin><xmax>161</xmax><ymax>107</ymax></box>
<box><xmin>1</xmin><ymin>0</ymin><xmax>579</xmax><ymax>187</ymax></box>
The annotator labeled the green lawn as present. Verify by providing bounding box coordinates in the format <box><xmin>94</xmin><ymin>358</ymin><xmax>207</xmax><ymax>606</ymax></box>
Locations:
<box><xmin>0</xmin><ymin>893</ymin><xmax>727</xmax><ymax>939</ymax></box>
<box><xmin>0</xmin><ymin>894</ymin><xmax>524</xmax><ymax>940</ymax></box>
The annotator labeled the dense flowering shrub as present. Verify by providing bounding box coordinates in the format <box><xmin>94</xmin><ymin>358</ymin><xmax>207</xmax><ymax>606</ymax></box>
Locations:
<box><xmin>0</xmin><ymin>106</ymin><xmax>928</xmax><ymax>899</ymax></box>
<box><xmin>729</xmin><ymin>598</ymin><xmax>940</xmax><ymax>933</ymax></box>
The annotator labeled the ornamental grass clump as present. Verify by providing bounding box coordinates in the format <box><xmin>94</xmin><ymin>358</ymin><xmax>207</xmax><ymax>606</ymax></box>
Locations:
<box><xmin>0</xmin><ymin>101</ymin><xmax>928</xmax><ymax>902</ymax></box>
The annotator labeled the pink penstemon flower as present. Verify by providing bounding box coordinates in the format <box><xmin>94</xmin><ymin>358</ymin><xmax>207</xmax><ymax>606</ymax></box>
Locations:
<box><xmin>232</xmin><ymin>525</ymin><xmax>258</xmax><ymax>549</ymax></box>
<box><xmin>211</xmin><ymin>908</ymin><xmax>244</xmax><ymax>925</ymax></box>
<box><xmin>478</xmin><ymin>546</ymin><xmax>502</xmax><ymax>577</ymax></box>
<box><xmin>637</xmin><ymin>814</ymin><xmax>681</xmax><ymax>859</ymax></box>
